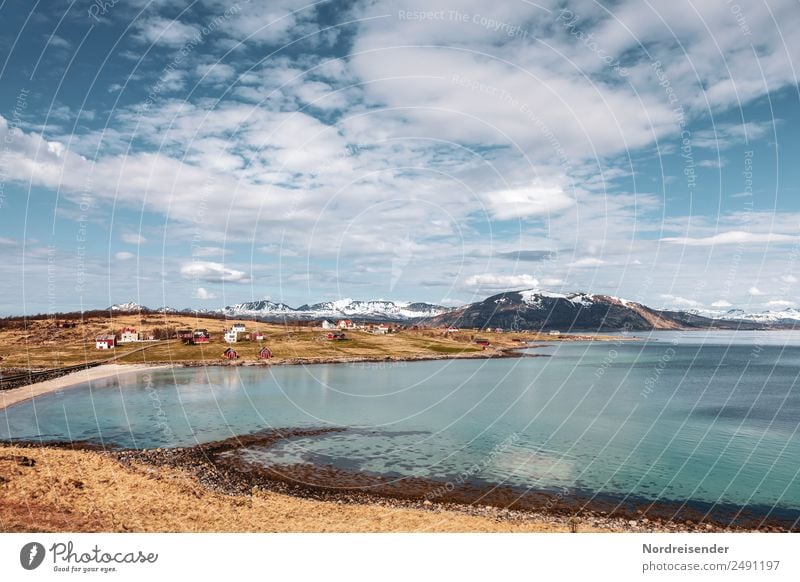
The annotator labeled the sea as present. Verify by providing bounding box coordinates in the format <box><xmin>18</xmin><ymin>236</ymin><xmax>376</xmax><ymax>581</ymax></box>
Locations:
<box><xmin>2</xmin><ymin>330</ymin><xmax>798</xmax><ymax>525</ymax></box>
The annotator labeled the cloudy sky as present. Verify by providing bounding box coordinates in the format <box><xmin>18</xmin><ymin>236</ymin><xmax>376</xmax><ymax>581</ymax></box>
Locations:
<box><xmin>0</xmin><ymin>0</ymin><xmax>799</xmax><ymax>315</ymax></box>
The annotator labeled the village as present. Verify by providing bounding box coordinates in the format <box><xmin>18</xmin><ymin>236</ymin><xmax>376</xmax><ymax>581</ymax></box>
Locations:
<box><xmin>0</xmin><ymin>312</ymin><xmax>559</xmax><ymax>373</ymax></box>
<box><xmin>92</xmin><ymin>318</ymin><xmax>407</xmax><ymax>360</ymax></box>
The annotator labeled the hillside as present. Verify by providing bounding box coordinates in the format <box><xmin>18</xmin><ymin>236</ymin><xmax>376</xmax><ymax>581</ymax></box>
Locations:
<box><xmin>428</xmin><ymin>290</ymin><xmax>699</xmax><ymax>331</ymax></box>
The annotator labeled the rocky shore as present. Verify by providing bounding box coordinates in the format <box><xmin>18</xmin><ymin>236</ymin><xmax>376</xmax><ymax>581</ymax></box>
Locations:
<box><xmin>107</xmin><ymin>428</ymin><xmax>787</xmax><ymax>534</ymax></box>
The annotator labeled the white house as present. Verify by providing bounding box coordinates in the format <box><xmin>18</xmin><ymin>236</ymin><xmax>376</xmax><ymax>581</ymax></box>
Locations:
<box><xmin>321</xmin><ymin>320</ymin><xmax>336</xmax><ymax>330</ymax></box>
<box><xmin>224</xmin><ymin>323</ymin><xmax>247</xmax><ymax>343</ymax></box>
<box><xmin>118</xmin><ymin>328</ymin><xmax>138</xmax><ymax>343</ymax></box>
<box><xmin>549</xmin><ymin>330</ymin><xmax>561</xmax><ymax>336</ymax></box>
<box><xmin>337</xmin><ymin>319</ymin><xmax>355</xmax><ymax>329</ymax></box>
<box><xmin>95</xmin><ymin>335</ymin><xmax>116</xmax><ymax>349</ymax></box>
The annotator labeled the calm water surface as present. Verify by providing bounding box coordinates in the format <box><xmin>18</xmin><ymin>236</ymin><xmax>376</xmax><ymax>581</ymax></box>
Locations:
<box><xmin>2</xmin><ymin>330</ymin><xmax>799</xmax><ymax>518</ymax></box>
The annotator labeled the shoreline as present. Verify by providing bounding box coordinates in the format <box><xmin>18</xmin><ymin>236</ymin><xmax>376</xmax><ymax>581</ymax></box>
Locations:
<box><xmin>4</xmin><ymin>429</ymin><xmax>792</xmax><ymax>533</ymax></box>
<box><xmin>0</xmin><ymin>363</ymin><xmax>171</xmax><ymax>412</ymax></box>
<box><xmin>0</xmin><ymin>346</ymin><xmax>544</xmax><ymax>412</ymax></box>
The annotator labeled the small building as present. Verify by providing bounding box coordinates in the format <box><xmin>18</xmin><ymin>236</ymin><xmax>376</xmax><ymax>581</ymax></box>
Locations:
<box><xmin>326</xmin><ymin>331</ymin><xmax>346</xmax><ymax>341</ymax></box>
<box><xmin>474</xmin><ymin>338</ymin><xmax>490</xmax><ymax>346</ymax></box>
<box><xmin>321</xmin><ymin>320</ymin><xmax>337</xmax><ymax>330</ymax></box>
<box><xmin>95</xmin><ymin>335</ymin><xmax>116</xmax><ymax>349</ymax></box>
<box><xmin>259</xmin><ymin>346</ymin><xmax>272</xmax><ymax>359</ymax></box>
<box><xmin>193</xmin><ymin>329</ymin><xmax>210</xmax><ymax>343</ymax></box>
<box><xmin>372</xmin><ymin>324</ymin><xmax>392</xmax><ymax>335</ymax></box>
<box><xmin>445</xmin><ymin>327</ymin><xmax>459</xmax><ymax>333</ymax></box>
<box><xmin>175</xmin><ymin>328</ymin><xmax>193</xmax><ymax>341</ymax></box>
<box><xmin>337</xmin><ymin>319</ymin><xmax>355</xmax><ymax>330</ymax></box>
<box><xmin>253</xmin><ymin>331</ymin><xmax>265</xmax><ymax>341</ymax></box>
<box><xmin>548</xmin><ymin>330</ymin><xmax>561</xmax><ymax>336</ymax></box>
<box><xmin>118</xmin><ymin>327</ymin><xmax>138</xmax><ymax>343</ymax></box>
<box><xmin>222</xmin><ymin>347</ymin><xmax>239</xmax><ymax>359</ymax></box>
<box><xmin>224</xmin><ymin>323</ymin><xmax>247</xmax><ymax>343</ymax></box>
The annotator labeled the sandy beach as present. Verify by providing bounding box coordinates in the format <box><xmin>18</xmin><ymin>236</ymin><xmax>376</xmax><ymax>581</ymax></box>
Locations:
<box><xmin>0</xmin><ymin>363</ymin><xmax>171</xmax><ymax>412</ymax></box>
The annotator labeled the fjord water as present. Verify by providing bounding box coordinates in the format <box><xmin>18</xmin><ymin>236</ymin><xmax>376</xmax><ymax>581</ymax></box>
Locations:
<box><xmin>2</xmin><ymin>331</ymin><xmax>799</xmax><ymax>518</ymax></box>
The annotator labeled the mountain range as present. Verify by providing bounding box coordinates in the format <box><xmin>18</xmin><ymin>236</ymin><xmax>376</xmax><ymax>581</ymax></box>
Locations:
<box><xmin>107</xmin><ymin>290</ymin><xmax>799</xmax><ymax>331</ymax></box>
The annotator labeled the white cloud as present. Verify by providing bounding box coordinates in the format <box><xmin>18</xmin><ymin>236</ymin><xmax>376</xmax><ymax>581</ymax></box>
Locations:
<box><xmin>767</xmin><ymin>299</ymin><xmax>795</xmax><ymax>309</ymax></box>
<box><xmin>462</xmin><ymin>273</ymin><xmax>540</xmax><ymax>291</ymax></box>
<box><xmin>193</xmin><ymin>287</ymin><xmax>218</xmax><ymax>300</ymax></box>
<box><xmin>660</xmin><ymin>294</ymin><xmax>701</xmax><ymax>308</ymax></box>
<box><xmin>192</xmin><ymin>246</ymin><xmax>231</xmax><ymax>257</ymax></box>
<box><xmin>439</xmin><ymin>298</ymin><xmax>466</xmax><ymax>307</ymax></box>
<box><xmin>662</xmin><ymin>231</ymin><xmax>799</xmax><ymax>246</ymax></box>
<box><xmin>134</xmin><ymin>17</ymin><xmax>199</xmax><ymax>47</ymax></box>
<box><xmin>569</xmin><ymin>257</ymin><xmax>606</xmax><ymax>268</ymax></box>
<box><xmin>122</xmin><ymin>233</ymin><xmax>147</xmax><ymax>245</ymax></box>
<box><xmin>114</xmin><ymin>251</ymin><xmax>135</xmax><ymax>261</ymax></box>
<box><xmin>180</xmin><ymin>261</ymin><xmax>251</xmax><ymax>283</ymax></box>
<box><xmin>711</xmin><ymin>300</ymin><xmax>732</xmax><ymax>308</ymax></box>
<box><xmin>748</xmin><ymin>287</ymin><xmax>763</xmax><ymax>296</ymax></box>
<box><xmin>482</xmin><ymin>185</ymin><xmax>574</xmax><ymax>220</ymax></box>
<box><xmin>780</xmin><ymin>274</ymin><xmax>798</xmax><ymax>284</ymax></box>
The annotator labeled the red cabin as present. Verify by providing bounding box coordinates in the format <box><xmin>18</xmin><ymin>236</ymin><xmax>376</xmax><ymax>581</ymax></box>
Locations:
<box><xmin>222</xmin><ymin>347</ymin><xmax>239</xmax><ymax>359</ymax></box>
<box><xmin>259</xmin><ymin>346</ymin><xmax>272</xmax><ymax>359</ymax></box>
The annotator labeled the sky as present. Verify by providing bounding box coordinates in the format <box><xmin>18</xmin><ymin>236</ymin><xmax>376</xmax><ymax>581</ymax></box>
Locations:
<box><xmin>0</xmin><ymin>0</ymin><xmax>799</xmax><ymax>315</ymax></box>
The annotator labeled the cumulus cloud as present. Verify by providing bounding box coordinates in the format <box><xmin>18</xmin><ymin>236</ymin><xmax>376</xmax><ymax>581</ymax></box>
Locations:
<box><xmin>661</xmin><ymin>231</ymin><xmax>799</xmax><ymax>246</ymax></box>
<box><xmin>114</xmin><ymin>251</ymin><xmax>135</xmax><ymax>261</ymax></box>
<box><xmin>780</xmin><ymin>274</ymin><xmax>798</xmax><ymax>284</ymax></box>
<box><xmin>121</xmin><ymin>233</ymin><xmax>147</xmax><ymax>245</ymax></box>
<box><xmin>134</xmin><ymin>16</ymin><xmax>200</xmax><ymax>47</ymax></box>
<box><xmin>193</xmin><ymin>287</ymin><xmax>218</xmax><ymax>300</ymax></box>
<box><xmin>481</xmin><ymin>185</ymin><xmax>574</xmax><ymax>220</ymax></box>
<box><xmin>660</xmin><ymin>294</ymin><xmax>701</xmax><ymax>308</ymax></box>
<box><xmin>711</xmin><ymin>300</ymin><xmax>732</xmax><ymax>308</ymax></box>
<box><xmin>462</xmin><ymin>273</ymin><xmax>540</xmax><ymax>291</ymax></box>
<box><xmin>191</xmin><ymin>246</ymin><xmax>231</xmax><ymax>257</ymax></box>
<box><xmin>180</xmin><ymin>261</ymin><xmax>251</xmax><ymax>283</ymax></box>
<box><xmin>748</xmin><ymin>287</ymin><xmax>763</xmax><ymax>296</ymax></box>
<box><xmin>569</xmin><ymin>257</ymin><xmax>606</xmax><ymax>268</ymax></box>
<box><xmin>766</xmin><ymin>299</ymin><xmax>795</xmax><ymax>309</ymax></box>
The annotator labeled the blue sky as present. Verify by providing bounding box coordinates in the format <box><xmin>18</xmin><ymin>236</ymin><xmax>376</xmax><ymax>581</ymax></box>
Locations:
<box><xmin>1</xmin><ymin>0</ymin><xmax>799</xmax><ymax>315</ymax></box>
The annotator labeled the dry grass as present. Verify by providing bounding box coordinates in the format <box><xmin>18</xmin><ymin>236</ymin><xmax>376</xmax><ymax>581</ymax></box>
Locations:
<box><xmin>0</xmin><ymin>313</ymin><xmax>549</xmax><ymax>369</ymax></box>
<box><xmin>0</xmin><ymin>445</ymin><xmax>601</xmax><ymax>532</ymax></box>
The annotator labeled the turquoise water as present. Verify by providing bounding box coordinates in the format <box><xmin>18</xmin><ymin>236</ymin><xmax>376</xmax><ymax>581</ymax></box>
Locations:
<box><xmin>2</xmin><ymin>330</ymin><xmax>799</xmax><ymax>519</ymax></box>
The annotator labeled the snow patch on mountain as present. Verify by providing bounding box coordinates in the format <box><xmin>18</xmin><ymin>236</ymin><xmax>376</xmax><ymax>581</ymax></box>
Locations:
<box><xmin>220</xmin><ymin>299</ymin><xmax>450</xmax><ymax>320</ymax></box>
<box><xmin>691</xmin><ymin>307</ymin><xmax>800</xmax><ymax>323</ymax></box>
<box><xmin>108</xmin><ymin>301</ymin><xmax>146</xmax><ymax>311</ymax></box>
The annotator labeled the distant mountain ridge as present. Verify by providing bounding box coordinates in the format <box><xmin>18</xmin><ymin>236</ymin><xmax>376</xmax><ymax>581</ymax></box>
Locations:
<box><xmin>107</xmin><ymin>298</ymin><xmax>451</xmax><ymax>322</ymax></box>
<box><xmin>106</xmin><ymin>291</ymin><xmax>799</xmax><ymax>330</ymax></box>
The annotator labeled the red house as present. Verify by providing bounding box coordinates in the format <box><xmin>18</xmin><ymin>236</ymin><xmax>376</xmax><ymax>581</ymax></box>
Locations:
<box><xmin>176</xmin><ymin>328</ymin><xmax>193</xmax><ymax>340</ymax></box>
<box><xmin>259</xmin><ymin>346</ymin><xmax>272</xmax><ymax>359</ymax></box>
<box><xmin>337</xmin><ymin>319</ymin><xmax>355</xmax><ymax>329</ymax></box>
<box><xmin>193</xmin><ymin>329</ymin><xmax>210</xmax><ymax>343</ymax></box>
<box><xmin>222</xmin><ymin>347</ymin><xmax>239</xmax><ymax>359</ymax></box>
<box><xmin>326</xmin><ymin>331</ymin><xmax>346</xmax><ymax>341</ymax></box>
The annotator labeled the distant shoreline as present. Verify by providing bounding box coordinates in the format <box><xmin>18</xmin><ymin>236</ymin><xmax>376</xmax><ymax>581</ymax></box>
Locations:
<box><xmin>0</xmin><ymin>363</ymin><xmax>171</xmax><ymax>412</ymax></box>
<box><xmin>0</xmin><ymin>336</ymin><xmax>633</xmax><ymax>412</ymax></box>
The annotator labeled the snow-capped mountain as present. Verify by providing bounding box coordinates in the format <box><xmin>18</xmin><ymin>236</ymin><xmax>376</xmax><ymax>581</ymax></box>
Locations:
<box><xmin>220</xmin><ymin>300</ymin><xmax>297</xmax><ymax>317</ymax></box>
<box><xmin>108</xmin><ymin>301</ymin><xmax>147</xmax><ymax>311</ymax></box>
<box><xmin>103</xmin><ymin>291</ymin><xmax>798</xmax><ymax>329</ymax></box>
<box><xmin>219</xmin><ymin>298</ymin><xmax>450</xmax><ymax>321</ymax></box>
<box><xmin>428</xmin><ymin>289</ymin><xmax>686</xmax><ymax>331</ymax></box>
<box><xmin>691</xmin><ymin>307</ymin><xmax>800</xmax><ymax>325</ymax></box>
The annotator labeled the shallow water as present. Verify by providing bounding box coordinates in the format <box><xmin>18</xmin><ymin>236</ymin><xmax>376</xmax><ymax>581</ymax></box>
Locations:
<box><xmin>2</xmin><ymin>330</ymin><xmax>799</xmax><ymax>518</ymax></box>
